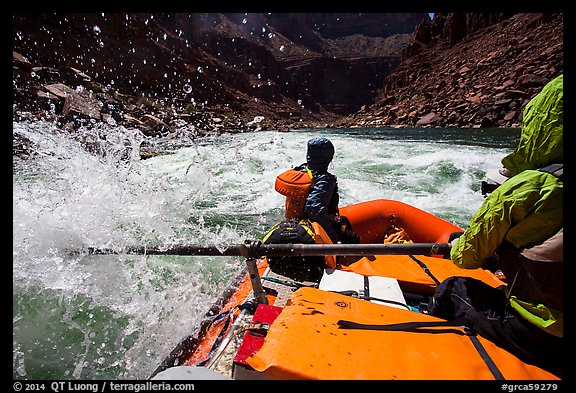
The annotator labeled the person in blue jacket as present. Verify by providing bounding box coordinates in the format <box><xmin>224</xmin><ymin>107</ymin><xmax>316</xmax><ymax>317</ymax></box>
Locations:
<box><xmin>302</xmin><ymin>137</ymin><xmax>340</xmax><ymax>241</ymax></box>
<box><xmin>300</xmin><ymin>137</ymin><xmax>359</xmax><ymax>244</ymax></box>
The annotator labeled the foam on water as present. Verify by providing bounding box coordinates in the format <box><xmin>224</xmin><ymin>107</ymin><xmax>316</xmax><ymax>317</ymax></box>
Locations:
<box><xmin>12</xmin><ymin>121</ymin><xmax>517</xmax><ymax>379</ymax></box>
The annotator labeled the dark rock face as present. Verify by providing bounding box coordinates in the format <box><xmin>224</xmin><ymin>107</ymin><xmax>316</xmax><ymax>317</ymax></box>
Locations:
<box><xmin>12</xmin><ymin>13</ymin><xmax>425</xmax><ymax>136</ymax></box>
<box><xmin>340</xmin><ymin>13</ymin><xmax>563</xmax><ymax>128</ymax></box>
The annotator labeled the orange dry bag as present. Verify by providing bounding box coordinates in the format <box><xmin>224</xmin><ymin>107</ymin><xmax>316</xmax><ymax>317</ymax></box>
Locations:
<box><xmin>275</xmin><ymin>167</ymin><xmax>313</xmax><ymax>219</ymax></box>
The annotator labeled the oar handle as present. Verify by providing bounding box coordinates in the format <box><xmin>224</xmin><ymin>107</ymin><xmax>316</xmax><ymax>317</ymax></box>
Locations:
<box><xmin>87</xmin><ymin>241</ymin><xmax>451</xmax><ymax>258</ymax></box>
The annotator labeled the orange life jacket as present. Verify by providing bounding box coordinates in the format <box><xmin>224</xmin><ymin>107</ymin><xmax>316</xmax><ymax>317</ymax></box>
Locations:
<box><xmin>275</xmin><ymin>167</ymin><xmax>314</xmax><ymax>219</ymax></box>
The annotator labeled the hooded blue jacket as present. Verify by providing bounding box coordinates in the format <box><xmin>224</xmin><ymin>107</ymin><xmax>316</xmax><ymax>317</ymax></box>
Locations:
<box><xmin>298</xmin><ymin>137</ymin><xmax>341</xmax><ymax>242</ymax></box>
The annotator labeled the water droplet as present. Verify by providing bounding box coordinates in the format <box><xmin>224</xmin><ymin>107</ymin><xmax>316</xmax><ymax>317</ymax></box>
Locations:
<box><xmin>106</xmin><ymin>116</ymin><xmax>117</xmax><ymax>126</ymax></box>
<box><xmin>183</xmin><ymin>84</ymin><xmax>192</xmax><ymax>94</ymax></box>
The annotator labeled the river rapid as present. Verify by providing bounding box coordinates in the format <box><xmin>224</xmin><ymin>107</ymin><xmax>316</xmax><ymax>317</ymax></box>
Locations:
<box><xmin>12</xmin><ymin>121</ymin><xmax>519</xmax><ymax>379</ymax></box>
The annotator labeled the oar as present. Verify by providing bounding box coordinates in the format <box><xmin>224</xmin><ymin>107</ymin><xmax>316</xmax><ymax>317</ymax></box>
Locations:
<box><xmin>86</xmin><ymin>244</ymin><xmax>246</xmax><ymax>256</ymax></box>
<box><xmin>85</xmin><ymin>241</ymin><xmax>451</xmax><ymax>258</ymax></box>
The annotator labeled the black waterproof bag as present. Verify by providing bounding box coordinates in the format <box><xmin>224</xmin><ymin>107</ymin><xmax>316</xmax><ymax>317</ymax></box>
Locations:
<box><xmin>262</xmin><ymin>218</ymin><xmax>325</xmax><ymax>281</ymax></box>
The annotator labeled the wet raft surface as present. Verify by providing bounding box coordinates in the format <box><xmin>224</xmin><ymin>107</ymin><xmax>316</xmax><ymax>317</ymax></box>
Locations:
<box><xmin>209</xmin><ymin>267</ymin><xmax>318</xmax><ymax>377</ymax></box>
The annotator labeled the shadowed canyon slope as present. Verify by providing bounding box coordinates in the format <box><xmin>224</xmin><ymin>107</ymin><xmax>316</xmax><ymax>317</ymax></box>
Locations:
<box><xmin>13</xmin><ymin>13</ymin><xmax>425</xmax><ymax>135</ymax></box>
<box><xmin>13</xmin><ymin>13</ymin><xmax>563</xmax><ymax>139</ymax></box>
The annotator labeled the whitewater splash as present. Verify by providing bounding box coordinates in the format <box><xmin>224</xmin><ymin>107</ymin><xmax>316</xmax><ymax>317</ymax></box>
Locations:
<box><xmin>12</xmin><ymin>120</ymin><xmax>517</xmax><ymax>379</ymax></box>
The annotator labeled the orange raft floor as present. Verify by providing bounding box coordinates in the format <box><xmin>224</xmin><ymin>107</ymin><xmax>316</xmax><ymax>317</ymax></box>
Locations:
<box><xmin>247</xmin><ymin>287</ymin><xmax>559</xmax><ymax>380</ymax></box>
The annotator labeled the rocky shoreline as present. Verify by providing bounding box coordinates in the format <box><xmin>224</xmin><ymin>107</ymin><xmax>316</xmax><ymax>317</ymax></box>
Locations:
<box><xmin>13</xmin><ymin>51</ymin><xmax>267</xmax><ymax>137</ymax></box>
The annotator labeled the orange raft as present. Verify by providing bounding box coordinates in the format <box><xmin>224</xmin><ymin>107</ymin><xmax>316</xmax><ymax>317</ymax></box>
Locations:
<box><xmin>338</xmin><ymin>199</ymin><xmax>503</xmax><ymax>294</ymax></box>
<box><xmin>152</xmin><ymin>199</ymin><xmax>559</xmax><ymax>380</ymax></box>
<box><xmin>340</xmin><ymin>198</ymin><xmax>460</xmax><ymax>245</ymax></box>
<box><xmin>245</xmin><ymin>199</ymin><xmax>558</xmax><ymax>380</ymax></box>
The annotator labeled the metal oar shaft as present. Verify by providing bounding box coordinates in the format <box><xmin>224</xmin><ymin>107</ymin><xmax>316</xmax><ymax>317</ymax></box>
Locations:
<box><xmin>87</xmin><ymin>241</ymin><xmax>450</xmax><ymax>258</ymax></box>
<box><xmin>260</xmin><ymin>242</ymin><xmax>450</xmax><ymax>257</ymax></box>
<box><xmin>87</xmin><ymin>245</ymin><xmax>243</xmax><ymax>256</ymax></box>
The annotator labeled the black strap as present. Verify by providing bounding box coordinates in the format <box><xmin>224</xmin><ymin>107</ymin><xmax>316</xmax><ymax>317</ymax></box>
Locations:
<box><xmin>409</xmin><ymin>255</ymin><xmax>441</xmax><ymax>285</ymax></box>
<box><xmin>338</xmin><ymin>319</ymin><xmax>465</xmax><ymax>332</ymax></box>
<box><xmin>539</xmin><ymin>163</ymin><xmax>563</xmax><ymax>180</ymax></box>
<box><xmin>245</xmin><ymin>322</ymin><xmax>271</xmax><ymax>336</ymax></box>
<box><xmin>262</xmin><ymin>276</ymin><xmax>311</xmax><ymax>289</ymax></box>
<box><xmin>363</xmin><ymin>275</ymin><xmax>370</xmax><ymax>299</ymax></box>
<box><xmin>337</xmin><ymin>319</ymin><xmax>505</xmax><ymax>380</ymax></box>
<box><xmin>466</xmin><ymin>329</ymin><xmax>505</xmax><ymax>380</ymax></box>
<box><xmin>330</xmin><ymin>290</ymin><xmax>411</xmax><ymax>311</ymax></box>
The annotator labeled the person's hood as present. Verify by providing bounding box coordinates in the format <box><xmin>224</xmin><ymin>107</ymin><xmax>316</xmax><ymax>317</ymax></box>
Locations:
<box><xmin>501</xmin><ymin>74</ymin><xmax>563</xmax><ymax>176</ymax></box>
<box><xmin>306</xmin><ymin>137</ymin><xmax>334</xmax><ymax>172</ymax></box>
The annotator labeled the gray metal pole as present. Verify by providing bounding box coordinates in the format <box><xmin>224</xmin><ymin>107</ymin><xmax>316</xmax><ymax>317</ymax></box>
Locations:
<box><xmin>86</xmin><ymin>241</ymin><xmax>450</xmax><ymax>258</ymax></box>
<box><xmin>245</xmin><ymin>258</ymin><xmax>268</xmax><ymax>305</ymax></box>
<box><xmin>256</xmin><ymin>242</ymin><xmax>450</xmax><ymax>257</ymax></box>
